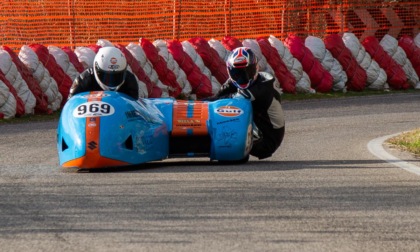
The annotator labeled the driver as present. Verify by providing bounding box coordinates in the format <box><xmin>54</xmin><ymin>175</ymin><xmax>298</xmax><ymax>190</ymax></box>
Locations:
<box><xmin>210</xmin><ymin>47</ymin><xmax>285</xmax><ymax>160</ymax></box>
<box><xmin>68</xmin><ymin>46</ymin><xmax>139</xmax><ymax>100</ymax></box>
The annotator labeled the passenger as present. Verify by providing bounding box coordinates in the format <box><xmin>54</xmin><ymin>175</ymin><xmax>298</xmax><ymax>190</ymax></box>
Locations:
<box><xmin>210</xmin><ymin>47</ymin><xmax>285</xmax><ymax>159</ymax></box>
<box><xmin>68</xmin><ymin>47</ymin><xmax>139</xmax><ymax>100</ymax></box>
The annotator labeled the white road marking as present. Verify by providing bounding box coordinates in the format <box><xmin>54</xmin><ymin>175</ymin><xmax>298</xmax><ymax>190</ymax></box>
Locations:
<box><xmin>368</xmin><ymin>133</ymin><xmax>420</xmax><ymax>176</ymax></box>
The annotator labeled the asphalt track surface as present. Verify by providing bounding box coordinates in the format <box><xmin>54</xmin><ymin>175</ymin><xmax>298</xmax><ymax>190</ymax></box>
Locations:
<box><xmin>0</xmin><ymin>92</ymin><xmax>419</xmax><ymax>252</ymax></box>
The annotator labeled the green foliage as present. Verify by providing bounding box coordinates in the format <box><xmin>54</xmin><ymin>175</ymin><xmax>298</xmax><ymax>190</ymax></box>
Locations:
<box><xmin>388</xmin><ymin>129</ymin><xmax>420</xmax><ymax>156</ymax></box>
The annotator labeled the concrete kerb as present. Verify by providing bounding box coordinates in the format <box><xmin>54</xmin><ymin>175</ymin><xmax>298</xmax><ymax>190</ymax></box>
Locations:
<box><xmin>368</xmin><ymin>133</ymin><xmax>420</xmax><ymax>176</ymax></box>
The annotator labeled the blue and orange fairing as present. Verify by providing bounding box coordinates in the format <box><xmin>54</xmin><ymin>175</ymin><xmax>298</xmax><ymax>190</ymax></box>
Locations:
<box><xmin>57</xmin><ymin>91</ymin><xmax>169</xmax><ymax>168</ymax></box>
<box><xmin>57</xmin><ymin>91</ymin><xmax>253</xmax><ymax>169</ymax></box>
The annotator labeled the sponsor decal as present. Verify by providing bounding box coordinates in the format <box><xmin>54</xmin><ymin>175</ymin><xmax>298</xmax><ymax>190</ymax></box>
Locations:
<box><xmin>215</xmin><ymin>106</ymin><xmax>243</xmax><ymax>117</ymax></box>
<box><xmin>108</xmin><ymin>64</ymin><xmax>120</xmax><ymax>70</ymax></box>
<box><xmin>216</xmin><ymin>118</ymin><xmax>240</xmax><ymax>125</ymax></box>
<box><xmin>73</xmin><ymin>101</ymin><xmax>115</xmax><ymax>118</ymax></box>
<box><xmin>175</xmin><ymin>119</ymin><xmax>202</xmax><ymax>127</ymax></box>
<box><xmin>108</xmin><ymin>57</ymin><xmax>121</xmax><ymax>70</ymax></box>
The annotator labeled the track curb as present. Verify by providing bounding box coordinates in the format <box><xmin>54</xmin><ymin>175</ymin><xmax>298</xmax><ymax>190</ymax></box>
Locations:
<box><xmin>368</xmin><ymin>133</ymin><xmax>420</xmax><ymax>176</ymax></box>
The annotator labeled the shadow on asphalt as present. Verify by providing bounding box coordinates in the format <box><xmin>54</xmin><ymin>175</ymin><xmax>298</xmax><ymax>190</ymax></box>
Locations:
<box><xmin>70</xmin><ymin>159</ymin><xmax>415</xmax><ymax>174</ymax></box>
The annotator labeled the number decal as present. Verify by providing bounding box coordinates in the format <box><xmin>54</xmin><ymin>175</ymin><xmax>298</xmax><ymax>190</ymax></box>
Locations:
<box><xmin>73</xmin><ymin>101</ymin><xmax>115</xmax><ymax>118</ymax></box>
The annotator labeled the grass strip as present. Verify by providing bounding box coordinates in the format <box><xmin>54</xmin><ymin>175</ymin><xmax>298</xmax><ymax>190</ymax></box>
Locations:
<box><xmin>387</xmin><ymin>129</ymin><xmax>420</xmax><ymax>157</ymax></box>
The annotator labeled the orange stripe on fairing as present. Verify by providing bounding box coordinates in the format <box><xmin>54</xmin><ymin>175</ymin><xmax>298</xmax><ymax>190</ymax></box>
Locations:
<box><xmin>62</xmin><ymin>156</ymin><xmax>130</xmax><ymax>169</ymax></box>
<box><xmin>63</xmin><ymin>91</ymin><xmax>129</xmax><ymax>169</ymax></box>
<box><xmin>172</xmin><ymin>100</ymin><xmax>209</xmax><ymax>136</ymax></box>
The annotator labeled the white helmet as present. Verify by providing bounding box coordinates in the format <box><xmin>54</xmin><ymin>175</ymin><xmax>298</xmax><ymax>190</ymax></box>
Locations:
<box><xmin>93</xmin><ymin>47</ymin><xmax>127</xmax><ymax>91</ymax></box>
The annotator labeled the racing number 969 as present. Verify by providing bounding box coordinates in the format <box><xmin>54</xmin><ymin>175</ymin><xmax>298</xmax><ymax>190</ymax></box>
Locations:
<box><xmin>78</xmin><ymin>103</ymin><xmax>110</xmax><ymax>115</ymax></box>
<box><xmin>73</xmin><ymin>101</ymin><xmax>115</xmax><ymax>118</ymax></box>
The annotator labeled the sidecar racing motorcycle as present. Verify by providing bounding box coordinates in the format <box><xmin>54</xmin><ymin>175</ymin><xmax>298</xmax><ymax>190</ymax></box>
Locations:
<box><xmin>57</xmin><ymin>91</ymin><xmax>254</xmax><ymax>169</ymax></box>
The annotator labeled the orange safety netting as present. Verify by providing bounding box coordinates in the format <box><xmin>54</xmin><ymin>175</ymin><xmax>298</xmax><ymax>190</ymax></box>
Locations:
<box><xmin>1</xmin><ymin>0</ymin><xmax>419</xmax><ymax>51</ymax></box>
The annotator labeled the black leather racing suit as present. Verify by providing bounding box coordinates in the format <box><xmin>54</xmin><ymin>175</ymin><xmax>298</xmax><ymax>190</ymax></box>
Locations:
<box><xmin>68</xmin><ymin>68</ymin><xmax>139</xmax><ymax>100</ymax></box>
<box><xmin>212</xmin><ymin>72</ymin><xmax>285</xmax><ymax>159</ymax></box>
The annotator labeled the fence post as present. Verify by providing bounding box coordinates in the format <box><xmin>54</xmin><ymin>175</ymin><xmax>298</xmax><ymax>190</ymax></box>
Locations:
<box><xmin>173</xmin><ymin>0</ymin><xmax>182</xmax><ymax>40</ymax></box>
<box><xmin>281</xmin><ymin>2</ymin><xmax>285</xmax><ymax>39</ymax></box>
<box><xmin>341</xmin><ymin>0</ymin><xmax>346</xmax><ymax>34</ymax></box>
<box><xmin>68</xmin><ymin>0</ymin><xmax>75</xmax><ymax>49</ymax></box>
<box><xmin>224</xmin><ymin>0</ymin><xmax>232</xmax><ymax>36</ymax></box>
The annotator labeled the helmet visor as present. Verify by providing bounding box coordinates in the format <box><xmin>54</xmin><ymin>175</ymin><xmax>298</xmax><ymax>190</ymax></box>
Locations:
<box><xmin>229</xmin><ymin>67</ymin><xmax>251</xmax><ymax>89</ymax></box>
<box><xmin>95</xmin><ymin>63</ymin><xmax>126</xmax><ymax>89</ymax></box>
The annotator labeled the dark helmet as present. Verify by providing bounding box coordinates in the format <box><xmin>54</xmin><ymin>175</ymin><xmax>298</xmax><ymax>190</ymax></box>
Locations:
<box><xmin>226</xmin><ymin>47</ymin><xmax>258</xmax><ymax>89</ymax></box>
<box><xmin>93</xmin><ymin>47</ymin><xmax>128</xmax><ymax>91</ymax></box>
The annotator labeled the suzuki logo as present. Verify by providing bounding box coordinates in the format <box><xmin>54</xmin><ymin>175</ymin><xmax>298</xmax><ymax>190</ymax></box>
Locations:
<box><xmin>88</xmin><ymin>141</ymin><xmax>97</xmax><ymax>150</ymax></box>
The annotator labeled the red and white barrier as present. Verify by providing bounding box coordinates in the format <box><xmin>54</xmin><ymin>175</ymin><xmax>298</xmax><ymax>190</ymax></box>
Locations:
<box><xmin>0</xmin><ymin>33</ymin><xmax>419</xmax><ymax>119</ymax></box>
